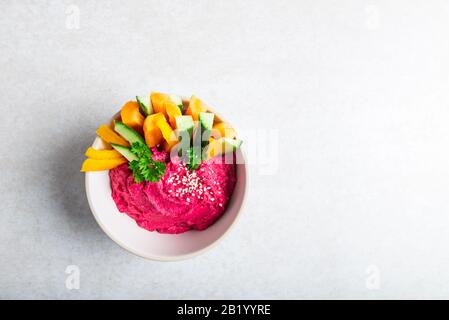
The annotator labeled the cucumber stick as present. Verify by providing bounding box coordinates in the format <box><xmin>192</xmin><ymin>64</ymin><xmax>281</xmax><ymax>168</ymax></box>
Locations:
<box><xmin>114</xmin><ymin>121</ymin><xmax>145</xmax><ymax>145</ymax></box>
<box><xmin>136</xmin><ymin>95</ymin><xmax>153</xmax><ymax>116</ymax></box>
<box><xmin>111</xmin><ymin>143</ymin><xmax>138</xmax><ymax>162</ymax></box>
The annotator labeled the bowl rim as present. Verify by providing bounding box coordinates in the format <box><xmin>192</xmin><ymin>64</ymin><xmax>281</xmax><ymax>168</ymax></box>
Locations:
<box><xmin>85</xmin><ymin>101</ymin><xmax>248</xmax><ymax>261</ymax></box>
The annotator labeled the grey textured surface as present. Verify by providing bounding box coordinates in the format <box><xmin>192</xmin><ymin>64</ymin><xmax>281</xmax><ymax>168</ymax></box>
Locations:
<box><xmin>2</xmin><ymin>0</ymin><xmax>449</xmax><ymax>299</ymax></box>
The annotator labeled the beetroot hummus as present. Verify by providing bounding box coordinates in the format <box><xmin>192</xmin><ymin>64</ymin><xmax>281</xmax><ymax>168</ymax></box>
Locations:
<box><xmin>109</xmin><ymin>150</ymin><xmax>237</xmax><ymax>234</ymax></box>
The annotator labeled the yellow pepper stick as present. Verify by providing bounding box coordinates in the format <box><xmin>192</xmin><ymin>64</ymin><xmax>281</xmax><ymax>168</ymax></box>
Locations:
<box><xmin>143</xmin><ymin>113</ymin><xmax>165</xmax><ymax>147</ymax></box>
<box><xmin>96</xmin><ymin>125</ymin><xmax>129</xmax><ymax>147</ymax></box>
<box><xmin>157</xmin><ymin>116</ymin><xmax>178</xmax><ymax>150</ymax></box>
<box><xmin>185</xmin><ymin>95</ymin><xmax>208</xmax><ymax>121</ymax></box>
<box><xmin>85</xmin><ymin>147</ymin><xmax>123</xmax><ymax>160</ymax></box>
<box><xmin>81</xmin><ymin>157</ymin><xmax>127</xmax><ymax>172</ymax></box>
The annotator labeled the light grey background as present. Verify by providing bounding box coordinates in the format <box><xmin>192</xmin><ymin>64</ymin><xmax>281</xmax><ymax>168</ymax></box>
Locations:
<box><xmin>1</xmin><ymin>0</ymin><xmax>449</xmax><ymax>299</ymax></box>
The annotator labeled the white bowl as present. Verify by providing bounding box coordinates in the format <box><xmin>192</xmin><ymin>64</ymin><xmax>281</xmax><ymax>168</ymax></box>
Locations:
<box><xmin>85</xmin><ymin>112</ymin><xmax>247</xmax><ymax>261</ymax></box>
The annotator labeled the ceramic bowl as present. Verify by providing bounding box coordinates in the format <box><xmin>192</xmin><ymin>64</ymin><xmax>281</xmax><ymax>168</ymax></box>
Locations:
<box><xmin>85</xmin><ymin>102</ymin><xmax>247</xmax><ymax>261</ymax></box>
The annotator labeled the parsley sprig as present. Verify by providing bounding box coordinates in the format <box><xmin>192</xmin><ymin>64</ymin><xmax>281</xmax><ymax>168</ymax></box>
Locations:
<box><xmin>186</xmin><ymin>147</ymin><xmax>202</xmax><ymax>171</ymax></box>
<box><xmin>128</xmin><ymin>142</ymin><xmax>166</xmax><ymax>183</ymax></box>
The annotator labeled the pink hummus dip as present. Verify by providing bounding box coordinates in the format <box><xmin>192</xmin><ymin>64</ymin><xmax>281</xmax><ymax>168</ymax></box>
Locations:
<box><xmin>109</xmin><ymin>150</ymin><xmax>237</xmax><ymax>234</ymax></box>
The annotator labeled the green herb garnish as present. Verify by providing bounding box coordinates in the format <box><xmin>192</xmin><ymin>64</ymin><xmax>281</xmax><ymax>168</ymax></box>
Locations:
<box><xmin>128</xmin><ymin>142</ymin><xmax>166</xmax><ymax>183</ymax></box>
<box><xmin>186</xmin><ymin>147</ymin><xmax>202</xmax><ymax>171</ymax></box>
